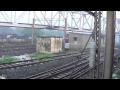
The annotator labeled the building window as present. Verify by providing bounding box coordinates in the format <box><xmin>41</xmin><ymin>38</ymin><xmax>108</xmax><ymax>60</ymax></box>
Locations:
<box><xmin>74</xmin><ymin>37</ymin><xmax>77</xmax><ymax>41</ymax></box>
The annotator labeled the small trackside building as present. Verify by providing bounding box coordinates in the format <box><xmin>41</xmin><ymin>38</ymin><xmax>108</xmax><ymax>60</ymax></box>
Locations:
<box><xmin>36</xmin><ymin>36</ymin><xmax>63</xmax><ymax>53</ymax></box>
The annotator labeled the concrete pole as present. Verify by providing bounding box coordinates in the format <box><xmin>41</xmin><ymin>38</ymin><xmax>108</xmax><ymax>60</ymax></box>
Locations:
<box><xmin>32</xmin><ymin>18</ymin><xmax>35</xmax><ymax>45</ymax></box>
<box><xmin>104</xmin><ymin>11</ymin><xmax>116</xmax><ymax>79</ymax></box>
<box><xmin>63</xmin><ymin>18</ymin><xmax>67</xmax><ymax>51</ymax></box>
<box><xmin>64</xmin><ymin>18</ymin><xmax>67</xmax><ymax>37</ymax></box>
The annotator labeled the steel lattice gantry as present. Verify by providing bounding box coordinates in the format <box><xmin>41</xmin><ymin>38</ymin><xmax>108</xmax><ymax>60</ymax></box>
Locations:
<box><xmin>85</xmin><ymin>11</ymin><xmax>102</xmax><ymax>79</ymax></box>
<box><xmin>0</xmin><ymin>11</ymin><xmax>96</xmax><ymax>32</ymax></box>
<box><xmin>0</xmin><ymin>11</ymin><xmax>119</xmax><ymax>33</ymax></box>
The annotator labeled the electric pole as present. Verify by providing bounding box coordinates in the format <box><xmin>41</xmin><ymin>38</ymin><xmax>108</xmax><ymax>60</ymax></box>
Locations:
<box><xmin>32</xmin><ymin>18</ymin><xmax>35</xmax><ymax>45</ymax></box>
<box><xmin>104</xmin><ymin>11</ymin><xmax>116</xmax><ymax>79</ymax></box>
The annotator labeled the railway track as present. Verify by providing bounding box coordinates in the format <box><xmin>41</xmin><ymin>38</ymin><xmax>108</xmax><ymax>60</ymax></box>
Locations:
<box><xmin>61</xmin><ymin>58</ymin><xmax>104</xmax><ymax>79</ymax></box>
<box><xmin>0</xmin><ymin>45</ymin><xmax>36</xmax><ymax>56</ymax></box>
<box><xmin>0</xmin><ymin>52</ymin><xmax>89</xmax><ymax>69</ymax></box>
<box><xmin>69</xmin><ymin>61</ymin><xmax>103</xmax><ymax>79</ymax></box>
<box><xmin>51</xmin><ymin>54</ymin><xmax>104</xmax><ymax>79</ymax></box>
<box><xmin>49</xmin><ymin>62</ymin><xmax>89</xmax><ymax>79</ymax></box>
<box><xmin>25</xmin><ymin>61</ymin><xmax>103</xmax><ymax>79</ymax></box>
<box><xmin>0</xmin><ymin>45</ymin><xmax>98</xmax><ymax>57</ymax></box>
<box><xmin>24</xmin><ymin>56</ymin><xmax>89</xmax><ymax>79</ymax></box>
<box><xmin>0</xmin><ymin>50</ymin><xmax>106</xmax><ymax>79</ymax></box>
<box><xmin>0</xmin><ymin>45</ymin><xmax>105</xmax><ymax>57</ymax></box>
<box><xmin>0</xmin><ymin>48</ymin><xmax>105</xmax><ymax>69</ymax></box>
<box><xmin>24</xmin><ymin>55</ymin><xmax>104</xmax><ymax>79</ymax></box>
<box><xmin>0</xmin><ymin>54</ymin><xmax>89</xmax><ymax>79</ymax></box>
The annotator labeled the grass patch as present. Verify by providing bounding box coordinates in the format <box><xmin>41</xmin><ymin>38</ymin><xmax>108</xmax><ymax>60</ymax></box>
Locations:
<box><xmin>0</xmin><ymin>56</ymin><xmax>20</xmax><ymax>63</ymax></box>
<box><xmin>30</xmin><ymin>52</ymin><xmax>54</xmax><ymax>60</ymax></box>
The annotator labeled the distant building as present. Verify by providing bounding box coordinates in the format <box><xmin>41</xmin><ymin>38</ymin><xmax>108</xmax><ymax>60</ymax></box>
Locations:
<box><xmin>64</xmin><ymin>32</ymin><xmax>106</xmax><ymax>51</ymax></box>
<box><xmin>69</xmin><ymin>32</ymin><xmax>91</xmax><ymax>51</ymax></box>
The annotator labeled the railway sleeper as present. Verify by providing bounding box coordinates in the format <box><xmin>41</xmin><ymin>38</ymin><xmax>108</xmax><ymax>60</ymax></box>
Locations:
<box><xmin>59</xmin><ymin>63</ymin><xmax>89</xmax><ymax>79</ymax></box>
<box><xmin>72</xmin><ymin>68</ymin><xmax>91</xmax><ymax>79</ymax></box>
<box><xmin>67</xmin><ymin>64</ymin><xmax>89</xmax><ymax>79</ymax></box>
<box><xmin>26</xmin><ymin>59</ymin><xmax>88</xmax><ymax>79</ymax></box>
<box><xmin>51</xmin><ymin>63</ymin><xmax>89</xmax><ymax>79</ymax></box>
<box><xmin>0</xmin><ymin>55</ymin><xmax>88</xmax><ymax>70</ymax></box>
<box><xmin>25</xmin><ymin>59</ymin><xmax>78</xmax><ymax>79</ymax></box>
<box><xmin>72</xmin><ymin>62</ymin><xmax>103</xmax><ymax>79</ymax></box>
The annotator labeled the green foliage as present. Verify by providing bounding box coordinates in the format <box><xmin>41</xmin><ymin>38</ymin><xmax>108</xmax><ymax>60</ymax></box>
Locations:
<box><xmin>0</xmin><ymin>56</ymin><xmax>20</xmax><ymax>63</ymax></box>
<box><xmin>30</xmin><ymin>52</ymin><xmax>54</xmax><ymax>59</ymax></box>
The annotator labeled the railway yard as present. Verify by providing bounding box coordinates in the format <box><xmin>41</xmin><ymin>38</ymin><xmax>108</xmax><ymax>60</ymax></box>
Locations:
<box><xmin>0</xmin><ymin>45</ymin><xmax>106</xmax><ymax>79</ymax></box>
<box><xmin>0</xmin><ymin>11</ymin><xmax>119</xmax><ymax>79</ymax></box>
<box><xmin>0</xmin><ymin>41</ymin><xmax>118</xmax><ymax>79</ymax></box>
<box><xmin>0</xmin><ymin>33</ymin><xmax>118</xmax><ymax>79</ymax></box>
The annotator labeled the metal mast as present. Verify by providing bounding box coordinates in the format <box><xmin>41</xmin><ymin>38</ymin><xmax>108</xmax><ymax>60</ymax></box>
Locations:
<box><xmin>93</xmin><ymin>11</ymin><xmax>102</xmax><ymax>79</ymax></box>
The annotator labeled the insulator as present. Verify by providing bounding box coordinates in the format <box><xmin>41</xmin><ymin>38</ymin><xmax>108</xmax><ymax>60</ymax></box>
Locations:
<box><xmin>89</xmin><ymin>41</ymin><xmax>96</xmax><ymax>68</ymax></box>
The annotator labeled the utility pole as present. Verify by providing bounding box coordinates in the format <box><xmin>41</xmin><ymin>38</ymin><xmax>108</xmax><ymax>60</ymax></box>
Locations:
<box><xmin>104</xmin><ymin>11</ymin><xmax>116</xmax><ymax>79</ymax></box>
<box><xmin>118</xmin><ymin>21</ymin><xmax>120</xmax><ymax>47</ymax></box>
<box><xmin>32</xmin><ymin>18</ymin><xmax>35</xmax><ymax>45</ymax></box>
<box><xmin>64</xmin><ymin>18</ymin><xmax>67</xmax><ymax>37</ymax></box>
<box><xmin>63</xmin><ymin>18</ymin><xmax>67</xmax><ymax>50</ymax></box>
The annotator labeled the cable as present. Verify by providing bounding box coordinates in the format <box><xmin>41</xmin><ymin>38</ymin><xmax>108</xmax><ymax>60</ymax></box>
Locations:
<box><xmin>67</xmin><ymin>28</ymin><xmax>95</xmax><ymax>79</ymax></box>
